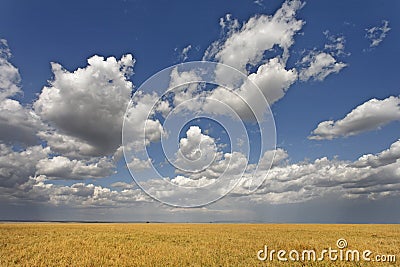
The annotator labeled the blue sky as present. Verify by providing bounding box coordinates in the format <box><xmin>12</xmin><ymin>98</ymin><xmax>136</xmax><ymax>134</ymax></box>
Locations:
<box><xmin>0</xmin><ymin>0</ymin><xmax>399</xmax><ymax>222</ymax></box>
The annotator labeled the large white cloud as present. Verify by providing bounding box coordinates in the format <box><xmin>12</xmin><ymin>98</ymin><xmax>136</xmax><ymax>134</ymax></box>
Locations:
<box><xmin>173</xmin><ymin>1</ymin><xmax>303</xmax><ymax>121</ymax></box>
<box><xmin>0</xmin><ymin>39</ymin><xmax>44</xmax><ymax>145</ymax></box>
<box><xmin>246</xmin><ymin>57</ymin><xmax>298</xmax><ymax>105</ymax></box>
<box><xmin>166</xmin><ymin>1</ymin><xmax>346</xmax><ymax>123</ymax></box>
<box><xmin>174</xmin><ymin>126</ymin><xmax>218</xmax><ymax>172</ymax></box>
<box><xmin>153</xmin><ymin>125</ymin><xmax>249</xmax><ymax>193</ymax></box>
<box><xmin>310</xmin><ymin>96</ymin><xmax>400</xmax><ymax>140</ymax></box>
<box><xmin>198</xmin><ymin>57</ymin><xmax>298</xmax><ymax>121</ymax></box>
<box><xmin>34</xmin><ymin>54</ymin><xmax>135</xmax><ymax>157</ymax></box>
<box><xmin>170</xmin><ymin>126</ymin><xmax>248</xmax><ymax>183</ymax></box>
<box><xmin>0</xmin><ymin>43</ymin><xmax>136</xmax><ymax>185</ymax></box>
<box><xmin>206</xmin><ymin>0</ymin><xmax>304</xmax><ymax>74</ymax></box>
<box><xmin>173</xmin><ymin>0</ymin><xmax>346</xmax><ymax>124</ymax></box>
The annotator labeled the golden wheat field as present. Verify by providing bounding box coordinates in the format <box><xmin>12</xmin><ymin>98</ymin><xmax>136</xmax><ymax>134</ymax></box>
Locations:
<box><xmin>0</xmin><ymin>223</ymin><xmax>399</xmax><ymax>266</ymax></box>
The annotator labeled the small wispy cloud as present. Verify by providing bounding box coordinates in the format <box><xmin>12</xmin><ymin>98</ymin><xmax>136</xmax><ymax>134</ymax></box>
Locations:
<box><xmin>323</xmin><ymin>30</ymin><xmax>349</xmax><ymax>56</ymax></box>
<box><xmin>298</xmin><ymin>30</ymin><xmax>348</xmax><ymax>82</ymax></box>
<box><xmin>179</xmin><ymin>45</ymin><xmax>192</xmax><ymax>62</ymax></box>
<box><xmin>254</xmin><ymin>0</ymin><xmax>264</xmax><ymax>7</ymax></box>
<box><xmin>365</xmin><ymin>20</ymin><xmax>391</xmax><ymax>48</ymax></box>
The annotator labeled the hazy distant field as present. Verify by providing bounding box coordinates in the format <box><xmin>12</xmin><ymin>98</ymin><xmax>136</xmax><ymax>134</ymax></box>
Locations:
<box><xmin>0</xmin><ymin>223</ymin><xmax>398</xmax><ymax>266</ymax></box>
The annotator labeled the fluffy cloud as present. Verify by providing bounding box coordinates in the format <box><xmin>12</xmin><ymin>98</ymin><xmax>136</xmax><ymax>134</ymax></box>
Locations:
<box><xmin>167</xmin><ymin>1</ymin><xmax>347</xmax><ymax>123</ymax></box>
<box><xmin>126</xmin><ymin>157</ymin><xmax>151</xmax><ymax>172</ymax></box>
<box><xmin>217</xmin><ymin>14</ymin><xmax>240</xmax><ymax>35</ymax></box>
<box><xmin>366</xmin><ymin>20</ymin><xmax>391</xmax><ymax>48</ymax></box>
<box><xmin>12</xmin><ymin>176</ymin><xmax>150</xmax><ymax>207</ymax></box>
<box><xmin>123</xmin><ymin>91</ymin><xmax>165</xmax><ymax>152</ymax></box>
<box><xmin>258</xmin><ymin>148</ymin><xmax>289</xmax><ymax>169</ymax></box>
<box><xmin>247</xmin><ymin>57</ymin><xmax>298</xmax><ymax>105</ymax></box>
<box><xmin>110</xmin><ymin>181</ymin><xmax>136</xmax><ymax>189</ymax></box>
<box><xmin>298</xmin><ymin>30</ymin><xmax>348</xmax><ymax>82</ymax></box>
<box><xmin>299</xmin><ymin>52</ymin><xmax>347</xmax><ymax>81</ymax></box>
<box><xmin>0</xmin><ymin>40</ymin><xmax>43</xmax><ymax>145</ymax></box>
<box><xmin>0</xmin><ymin>39</ymin><xmax>20</xmax><ymax>100</ymax></box>
<box><xmin>0</xmin><ymin>144</ymin><xmax>49</xmax><ymax>188</ymax></box>
<box><xmin>174</xmin><ymin>126</ymin><xmax>218</xmax><ymax>172</ymax></box>
<box><xmin>205</xmin><ymin>0</ymin><xmax>304</xmax><ymax>74</ymax></box>
<box><xmin>194</xmin><ymin>57</ymin><xmax>297</xmax><ymax>121</ymax></box>
<box><xmin>170</xmin><ymin>175</ymin><xmax>216</xmax><ymax>188</ymax></box>
<box><xmin>169</xmin><ymin>1</ymin><xmax>347</xmax><ymax>124</ymax></box>
<box><xmin>36</xmin><ymin>156</ymin><xmax>116</xmax><ymax>180</ymax></box>
<box><xmin>158</xmin><ymin>141</ymin><xmax>400</xmax><ymax>204</ymax></box>
<box><xmin>169</xmin><ymin>67</ymin><xmax>202</xmax><ymax>107</ymax></box>
<box><xmin>9</xmin><ymin>140</ymin><xmax>400</xmax><ymax>207</ymax></box>
<box><xmin>353</xmin><ymin>139</ymin><xmax>400</xmax><ymax>168</ymax></box>
<box><xmin>0</xmin><ymin>43</ymin><xmax>135</xmax><ymax>188</ymax></box>
<box><xmin>310</xmin><ymin>96</ymin><xmax>400</xmax><ymax>140</ymax></box>
<box><xmin>234</xmin><ymin>140</ymin><xmax>400</xmax><ymax>204</ymax></box>
<box><xmin>169</xmin><ymin>126</ymin><xmax>248</xmax><ymax>186</ymax></box>
<box><xmin>197</xmin><ymin>0</ymin><xmax>303</xmax><ymax>119</ymax></box>
<box><xmin>34</xmin><ymin>54</ymin><xmax>135</xmax><ymax>157</ymax></box>
<box><xmin>0</xmin><ymin>98</ymin><xmax>43</xmax><ymax>145</ymax></box>
<box><xmin>174</xmin><ymin>151</ymin><xmax>248</xmax><ymax>183</ymax></box>
<box><xmin>36</xmin><ymin>130</ymin><xmax>100</xmax><ymax>158</ymax></box>
<box><xmin>0</xmin><ymin>43</ymin><xmax>49</xmax><ymax>191</ymax></box>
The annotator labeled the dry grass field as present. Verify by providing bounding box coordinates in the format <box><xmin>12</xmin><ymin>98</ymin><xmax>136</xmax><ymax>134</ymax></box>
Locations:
<box><xmin>0</xmin><ymin>223</ymin><xmax>399</xmax><ymax>266</ymax></box>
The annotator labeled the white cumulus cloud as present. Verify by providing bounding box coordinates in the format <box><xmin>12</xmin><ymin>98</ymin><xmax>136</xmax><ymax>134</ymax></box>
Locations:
<box><xmin>174</xmin><ymin>126</ymin><xmax>218</xmax><ymax>172</ymax></box>
<box><xmin>0</xmin><ymin>39</ymin><xmax>44</xmax><ymax>145</ymax></box>
<box><xmin>234</xmin><ymin>139</ymin><xmax>400</xmax><ymax>204</ymax></box>
<box><xmin>36</xmin><ymin>156</ymin><xmax>116</xmax><ymax>180</ymax></box>
<box><xmin>0</xmin><ymin>144</ymin><xmax>49</xmax><ymax>188</ymax></box>
<box><xmin>34</xmin><ymin>54</ymin><xmax>135</xmax><ymax>157</ymax></box>
<box><xmin>353</xmin><ymin>139</ymin><xmax>400</xmax><ymax>168</ymax></box>
<box><xmin>206</xmin><ymin>0</ymin><xmax>304</xmax><ymax>74</ymax></box>
<box><xmin>299</xmin><ymin>52</ymin><xmax>347</xmax><ymax>81</ymax></box>
<box><xmin>310</xmin><ymin>96</ymin><xmax>400</xmax><ymax>140</ymax></box>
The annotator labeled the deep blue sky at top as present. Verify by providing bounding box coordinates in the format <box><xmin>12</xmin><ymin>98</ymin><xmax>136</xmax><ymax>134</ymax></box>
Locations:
<box><xmin>1</xmin><ymin>0</ymin><xmax>399</xmax><ymax>164</ymax></box>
